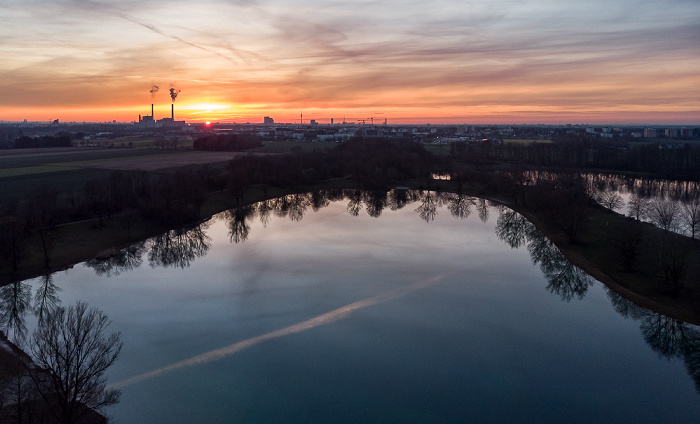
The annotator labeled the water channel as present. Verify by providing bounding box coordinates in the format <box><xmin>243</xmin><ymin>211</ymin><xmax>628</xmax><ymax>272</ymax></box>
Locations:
<box><xmin>4</xmin><ymin>190</ymin><xmax>700</xmax><ymax>423</ymax></box>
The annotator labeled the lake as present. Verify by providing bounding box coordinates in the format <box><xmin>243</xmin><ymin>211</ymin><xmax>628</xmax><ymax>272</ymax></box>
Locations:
<box><xmin>6</xmin><ymin>190</ymin><xmax>700</xmax><ymax>423</ymax></box>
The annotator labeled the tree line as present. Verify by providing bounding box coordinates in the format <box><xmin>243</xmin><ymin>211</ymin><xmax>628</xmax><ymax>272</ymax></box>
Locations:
<box><xmin>13</xmin><ymin>134</ymin><xmax>72</xmax><ymax>149</ymax></box>
<box><xmin>450</xmin><ymin>135</ymin><xmax>700</xmax><ymax>180</ymax></box>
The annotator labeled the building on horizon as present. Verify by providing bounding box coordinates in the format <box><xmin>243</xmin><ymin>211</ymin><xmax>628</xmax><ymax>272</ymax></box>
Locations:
<box><xmin>264</xmin><ymin>116</ymin><xmax>274</xmax><ymax>125</ymax></box>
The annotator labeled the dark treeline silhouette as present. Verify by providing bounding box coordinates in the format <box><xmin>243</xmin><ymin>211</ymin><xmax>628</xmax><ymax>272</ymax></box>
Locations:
<box><xmin>12</xmin><ymin>134</ymin><xmax>72</xmax><ymax>149</ymax></box>
<box><xmin>450</xmin><ymin>135</ymin><xmax>700</xmax><ymax>180</ymax></box>
<box><xmin>193</xmin><ymin>133</ymin><xmax>263</xmax><ymax>151</ymax></box>
<box><xmin>222</xmin><ymin>136</ymin><xmax>434</xmax><ymax>191</ymax></box>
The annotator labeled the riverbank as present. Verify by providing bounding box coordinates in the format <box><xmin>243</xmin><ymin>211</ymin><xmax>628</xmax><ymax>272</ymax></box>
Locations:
<box><xmin>2</xmin><ymin>178</ymin><xmax>699</xmax><ymax>326</ymax></box>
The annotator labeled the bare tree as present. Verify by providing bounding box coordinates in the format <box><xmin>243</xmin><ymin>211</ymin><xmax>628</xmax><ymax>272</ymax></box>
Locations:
<box><xmin>649</xmin><ymin>199</ymin><xmax>680</xmax><ymax>232</ymax></box>
<box><xmin>680</xmin><ymin>199</ymin><xmax>700</xmax><ymax>239</ymax></box>
<box><xmin>596</xmin><ymin>191</ymin><xmax>623</xmax><ymax>213</ymax></box>
<box><xmin>28</xmin><ymin>302</ymin><xmax>122</xmax><ymax>424</ymax></box>
<box><xmin>627</xmin><ymin>194</ymin><xmax>650</xmax><ymax>221</ymax></box>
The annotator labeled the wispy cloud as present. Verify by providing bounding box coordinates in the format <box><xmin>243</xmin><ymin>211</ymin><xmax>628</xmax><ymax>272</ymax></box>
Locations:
<box><xmin>0</xmin><ymin>0</ymin><xmax>698</xmax><ymax>122</ymax></box>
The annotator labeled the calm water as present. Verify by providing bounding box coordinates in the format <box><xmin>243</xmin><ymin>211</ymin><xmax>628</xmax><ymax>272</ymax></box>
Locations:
<box><xmin>5</xmin><ymin>190</ymin><xmax>700</xmax><ymax>423</ymax></box>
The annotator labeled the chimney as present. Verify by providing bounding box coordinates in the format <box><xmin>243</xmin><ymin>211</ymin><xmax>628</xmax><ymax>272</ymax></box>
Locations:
<box><xmin>151</xmin><ymin>104</ymin><xmax>154</xmax><ymax>118</ymax></box>
<box><xmin>171</xmin><ymin>104</ymin><xmax>174</xmax><ymax>120</ymax></box>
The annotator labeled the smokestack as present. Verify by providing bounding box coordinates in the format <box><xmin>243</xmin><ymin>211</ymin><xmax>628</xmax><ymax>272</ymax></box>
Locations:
<box><xmin>171</xmin><ymin>104</ymin><xmax>174</xmax><ymax>120</ymax></box>
<box><xmin>151</xmin><ymin>104</ymin><xmax>154</xmax><ymax>118</ymax></box>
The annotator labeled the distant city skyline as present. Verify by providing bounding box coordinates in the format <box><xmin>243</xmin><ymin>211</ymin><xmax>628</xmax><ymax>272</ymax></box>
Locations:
<box><xmin>1</xmin><ymin>0</ymin><xmax>698</xmax><ymax>125</ymax></box>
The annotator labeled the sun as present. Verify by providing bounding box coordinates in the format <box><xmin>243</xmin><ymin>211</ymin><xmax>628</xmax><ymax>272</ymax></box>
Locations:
<box><xmin>205</xmin><ymin>121</ymin><xmax>211</xmax><ymax>125</ymax></box>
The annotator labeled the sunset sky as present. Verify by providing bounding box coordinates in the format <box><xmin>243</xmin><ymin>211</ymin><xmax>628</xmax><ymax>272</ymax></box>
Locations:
<box><xmin>1</xmin><ymin>0</ymin><xmax>698</xmax><ymax>124</ymax></box>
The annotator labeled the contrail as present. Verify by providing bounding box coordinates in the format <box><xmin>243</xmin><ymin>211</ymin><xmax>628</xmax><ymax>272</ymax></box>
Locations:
<box><xmin>112</xmin><ymin>275</ymin><xmax>445</xmax><ymax>389</ymax></box>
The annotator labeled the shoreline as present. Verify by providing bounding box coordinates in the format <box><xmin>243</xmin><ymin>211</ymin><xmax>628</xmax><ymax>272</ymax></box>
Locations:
<box><xmin>2</xmin><ymin>180</ymin><xmax>699</xmax><ymax>326</ymax></box>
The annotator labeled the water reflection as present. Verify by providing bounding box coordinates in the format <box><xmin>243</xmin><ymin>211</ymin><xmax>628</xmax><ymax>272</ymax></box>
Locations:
<box><xmin>0</xmin><ymin>275</ymin><xmax>63</xmax><ymax>343</ymax></box>
<box><xmin>607</xmin><ymin>290</ymin><xmax>700</xmax><ymax>392</ymax></box>
<box><xmin>85</xmin><ymin>242</ymin><xmax>147</xmax><ymax>277</ymax></box>
<box><xmin>21</xmin><ymin>188</ymin><xmax>697</xmax><ymax>397</ymax></box>
<box><xmin>0</xmin><ymin>280</ymin><xmax>32</xmax><ymax>342</ymax></box>
<box><xmin>33</xmin><ymin>274</ymin><xmax>60</xmax><ymax>324</ymax></box>
<box><xmin>495</xmin><ymin>209</ymin><xmax>593</xmax><ymax>301</ymax></box>
<box><xmin>148</xmin><ymin>224</ymin><xmax>211</xmax><ymax>269</ymax></box>
<box><xmin>226</xmin><ymin>205</ymin><xmax>254</xmax><ymax>244</ymax></box>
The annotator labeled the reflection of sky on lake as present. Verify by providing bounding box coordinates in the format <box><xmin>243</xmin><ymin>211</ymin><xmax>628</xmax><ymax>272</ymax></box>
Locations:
<box><xmin>15</xmin><ymin>195</ymin><xmax>700</xmax><ymax>423</ymax></box>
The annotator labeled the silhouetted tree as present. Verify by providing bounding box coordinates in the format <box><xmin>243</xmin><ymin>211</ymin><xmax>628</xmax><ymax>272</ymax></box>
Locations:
<box><xmin>611</xmin><ymin>219</ymin><xmax>646</xmax><ymax>272</ymax></box>
<box><xmin>627</xmin><ymin>194</ymin><xmax>651</xmax><ymax>221</ymax></box>
<box><xmin>680</xmin><ymin>199</ymin><xmax>700</xmax><ymax>239</ymax></box>
<box><xmin>546</xmin><ymin>189</ymin><xmax>591</xmax><ymax>243</ymax></box>
<box><xmin>649</xmin><ymin>199</ymin><xmax>680</xmax><ymax>232</ymax></box>
<box><xmin>28</xmin><ymin>302</ymin><xmax>122</xmax><ymax>424</ymax></box>
<box><xmin>655</xmin><ymin>233</ymin><xmax>690</xmax><ymax>291</ymax></box>
<box><xmin>596</xmin><ymin>191</ymin><xmax>623</xmax><ymax>213</ymax></box>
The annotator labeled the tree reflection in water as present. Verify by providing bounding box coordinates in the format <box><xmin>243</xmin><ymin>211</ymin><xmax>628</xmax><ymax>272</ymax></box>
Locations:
<box><xmin>495</xmin><ymin>208</ymin><xmax>592</xmax><ymax>302</ymax></box>
<box><xmin>530</xmin><ymin>234</ymin><xmax>592</xmax><ymax>302</ymax></box>
<box><xmin>225</xmin><ymin>205</ymin><xmax>255</xmax><ymax>244</ymax></box>
<box><xmin>363</xmin><ymin>190</ymin><xmax>388</xmax><ymax>218</ymax></box>
<box><xmin>414</xmin><ymin>191</ymin><xmax>440</xmax><ymax>222</ymax></box>
<box><xmin>0</xmin><ymin>280</ymin><xmax>32</xmax><ymax>342</ymax></box>
<box><xmin>33</xmin><ymin>274</ymin><xmax>60</xmax><ymax>324</ymax></box>
<box><xmin>607</xmin><ymin>289</ymin><xmax>700</xmax><ymax>393</ymax></box>
<box><xmin>446</xmin><ymin>193</ymin><xmax>476</xmax><ymax>220</ymax></box>
<box><xmin>147</xmin><ymin>224</ymin><xmax>211</xmax><ymax>269</ymax></box>
<box><xmin>0</xmin><ymin>274</ymin><xmax>62</xmax><ymax>343</ymax></box>
<box><xmin>2</xmin><ymin>189</ymin><xmax>700</xmax><ymax>398</ymax></box>
<box><xmin>346</xmin><ymin>189</ymin><xmax>363</xmax><ymax>217</ymax></box>
<box><xmin>85</xmin><ymin>242</ymin><xmax>147</xmax><ymax>277</ymax></box>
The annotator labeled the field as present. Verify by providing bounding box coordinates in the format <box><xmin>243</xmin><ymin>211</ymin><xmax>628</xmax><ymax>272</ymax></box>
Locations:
<box><xmin>0</xmin><ymin>143</ymin><xmax>260</xmax><ymax>203</ymax></box>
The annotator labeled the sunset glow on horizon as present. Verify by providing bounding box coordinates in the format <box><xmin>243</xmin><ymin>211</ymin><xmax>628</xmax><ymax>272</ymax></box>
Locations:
<box><xmin>1</xmin><ymin>0</ymin><xmax>698</xmax><ymax>125</ymax></box>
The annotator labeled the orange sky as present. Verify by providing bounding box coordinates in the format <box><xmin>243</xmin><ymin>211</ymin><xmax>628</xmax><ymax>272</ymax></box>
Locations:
<box><xmin>1</xmin><ymin>0</ymin><xmax>698</xmax><ymax>125</ymax></box>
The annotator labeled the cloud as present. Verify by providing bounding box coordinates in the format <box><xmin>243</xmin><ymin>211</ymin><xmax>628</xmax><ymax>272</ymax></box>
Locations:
<box><xmin>0</xmin><ymin>0</ymin><xmax>698</xmax><ymax>122</ymax></box>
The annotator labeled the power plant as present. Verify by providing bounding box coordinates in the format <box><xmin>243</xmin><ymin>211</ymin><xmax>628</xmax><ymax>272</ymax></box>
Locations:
<box><xmin>137</xmin><ymin>102</ymin><xmax>184</xmax><ymax>127</ymax></box>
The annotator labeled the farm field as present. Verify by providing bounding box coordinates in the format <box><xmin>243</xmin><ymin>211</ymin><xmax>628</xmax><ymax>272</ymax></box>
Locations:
<box><xmin>0</xmin><ymin>144</ymin><xmax>263</xmax><ymax>205</ymax></box>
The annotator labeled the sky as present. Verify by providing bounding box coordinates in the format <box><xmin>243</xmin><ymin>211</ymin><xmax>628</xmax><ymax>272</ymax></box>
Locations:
<box><xmin>0</xmin><ymin>0</ymin><xmax>698</xmax><ymax>125</ymax></box>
